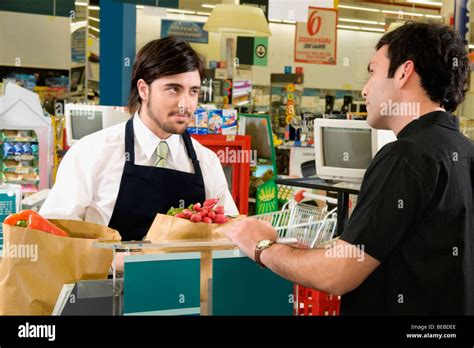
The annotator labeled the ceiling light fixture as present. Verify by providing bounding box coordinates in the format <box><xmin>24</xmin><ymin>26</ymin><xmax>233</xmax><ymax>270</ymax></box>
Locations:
<box><xmin>88</xmin><ymin>25</ymin><xmax>100</xmax><ymax>33</ymax></box>
<box><xmin>339</xmin><ymin>17</ymin><xmax>383</xmax><ymax>25</ymax></box>
<box><xmin>360</xmin><ymin>27</ymin><xmax>385</xmax><ymax>32</ymax></box>
<box><xmin>202</xmin><ymin>4</ymin><xmax>216</xmax><ymax>9</ymax></box>
<box><xmin>204</xmin><ymin>4</ymin><xmax>271</xmax><ymax>37</ymax></box>
<box><xmin>382</xmin><ymin>10</ymin><xmax>424</xmax><ymax>17</ymax></box>
<box><xmin>338</xmin><ymin>4</ymin><xmax>380</xmax><ymax>12</ymax></box>
<box><xmin>406</xmin><ymin>0</ymin><xmax>442</xmax><ymax>6</ymax></box>
<box><xmin>88</xmin><ymin>16</ymin><xmax>100</xmax><ymax>22</ymax></box>
<box><xmin>167</xmin><ymin>9</ymin><xmax>196</xmax><ymax>14</ymax></box>
<box><xmin>88</xmin><ymin>5</ymin><xmax>100</xmax><ymax>10</ymax></box>
<box><xmin>337</xmin><ymin>24</ymin><xmax>361</xmax><ymax>30</ymax></box>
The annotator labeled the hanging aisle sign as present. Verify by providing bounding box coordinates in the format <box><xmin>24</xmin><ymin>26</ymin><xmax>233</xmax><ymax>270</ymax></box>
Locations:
<box><xmin>161</xmin><ymin>19</ymin><xmax>209</xmax><ymax>44</ymax></box>
<box><xmin>294</xmin><ymin>7</ymin><xmax>338</xmax><ymax>65</ymax></box>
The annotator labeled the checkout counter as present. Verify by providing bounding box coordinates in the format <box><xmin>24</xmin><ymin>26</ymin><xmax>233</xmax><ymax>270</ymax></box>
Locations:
<box><xmin>54</xmin><ymin>241</ymin><xmax>294</xmax><ymax>316</ymax></box>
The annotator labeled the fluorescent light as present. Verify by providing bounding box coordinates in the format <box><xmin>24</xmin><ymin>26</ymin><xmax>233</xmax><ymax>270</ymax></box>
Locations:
<box><xmin>338</xmin><ymin>24</ymin><xmax>361</xmax><ymax>30</ymax></box>
<box><xmin>136</xmin><ymin>5</ymin><xmax>144</xmax><ymax>10</ymax></box>
<box><xmin>72</xmin><ymin>20</ymin><xmax>87</xmax><ymax>26</ymax></box>
<box><xmin>360</xmin><ymin>27</ymin><xmax>385</xmax><ymax>32</ymax></box>
<box><xmin>88</xmin><ymin>25</ymin><xmax>100</xmax><ymax>33</ymax></box>
<box><xmin>406</xmin><ymin>0</ymin><xmax>442</xmax><ymax>6</ymax></box>
<box><xmin>425</xmin><ymin>14</ymin><xmax>443</xmax><ymax>18</ymax></box>
<box><xmin>196</xmin><ymin>12</ymin><xmax>210</xmax><ymax>16</ymax></box>
<box><xmin>338</xmin><ymin>4</ymin><xmax>380</xmax><ymax>12</ymax></box>
<box><xmin>75</xmin><ymin>1</ymin><xmax>87</xmax><ymax>6</ymax></box>
<box><xmin>167</xmin><ymin>9</ymin><xmax>195</xmax><ymax>14</ymax></box>
<box><xmin>469</xmin><ymin>44</ymin><xmax>474</xmax><ymax>49</ymax></box>
<box><xmin>339</xmin><ymin>17</ymin><xmax>382</xmax><ymax>25</ymax></box>
<box><xmin>337</xmin><ymin>25</ymin><xmax>386</xmax><ymax>33</ymax></box>
<box><xmin>89</xmin><ymin>16</ymin><xmax>99</xmax><ymax>22</ymax></box>
<box><xmin>202</xmin><ymin>4</ymin><xmax>216</xmax><ymax>9</ymax></box>
<box><xmin>88</xmin><ymin>5</ymin><xmax>100</xmax><ymax>10</ymax></box>
<box><xmin>382</xmin><ymin>10</ymin><xmax>424</xmax><ymax>17</ymax></box>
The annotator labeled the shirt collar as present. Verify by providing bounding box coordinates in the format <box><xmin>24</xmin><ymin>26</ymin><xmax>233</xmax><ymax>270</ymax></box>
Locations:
<box><xmin>396</xmin><ymin>110</ymin><xmax>459</xmax><ymax>139</ymax></box>
<box><xmin>133</xmin><ymin>112</ymin><xmax>180</xmax><ymax>162</ymax></box>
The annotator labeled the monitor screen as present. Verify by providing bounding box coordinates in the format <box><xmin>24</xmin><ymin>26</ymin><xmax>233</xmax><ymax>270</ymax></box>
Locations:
<box><xmin>239</xmin><ymin>115</ymin><xmax>273</xmax><ymax>160</ymax></box>
<box><xmin>70</xmin><ymin>109</ymin><xmax>103</xmax><ymax>140</ymax></box>
<box><xmin>322</xmin><ymin>127</ymin><xmax>372</xmax><ymax>169</ymax></box>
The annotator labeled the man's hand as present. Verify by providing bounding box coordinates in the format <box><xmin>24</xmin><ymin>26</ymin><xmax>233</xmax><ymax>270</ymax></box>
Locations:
<box><xmin>223</xmin><ymin>217</ymin><xmax>278</xmax><ymax>261</ymax></box>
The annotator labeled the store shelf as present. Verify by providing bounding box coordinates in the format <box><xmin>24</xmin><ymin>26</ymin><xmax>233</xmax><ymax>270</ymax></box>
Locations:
<box><xmin>2</xmin><ymin>154</ymin><xmax>38</xmax><ymax>161</ymax></box>
<box><xmin>1</xmin><ymin>137</ymin><xmax>38</xmax><ymax>142</ymax></box>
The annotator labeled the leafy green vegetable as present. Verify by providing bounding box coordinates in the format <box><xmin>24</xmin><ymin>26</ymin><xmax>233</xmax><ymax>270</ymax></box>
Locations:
<box><xmin>167</xmin><ymin>207</ymin><xmax>185</xmax><ymax>216</ymax></box>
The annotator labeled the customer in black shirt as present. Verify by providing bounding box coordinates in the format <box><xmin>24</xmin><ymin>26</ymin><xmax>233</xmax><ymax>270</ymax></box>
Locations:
<box><xmin>222</xmin><ymin>22</ymin><xmax>473</xmax><ymax>315</ymax></box>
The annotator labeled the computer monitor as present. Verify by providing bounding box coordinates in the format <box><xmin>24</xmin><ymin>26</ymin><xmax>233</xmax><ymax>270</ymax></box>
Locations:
<box><xmin>314</xmin><ymin>119</ymin><xmax>396</xmax><ymax>183</ymax></box>
<box><xmin>65</xmin><ymin>104</ymin><xmax>130</xmax><ymax>146</ymax></box>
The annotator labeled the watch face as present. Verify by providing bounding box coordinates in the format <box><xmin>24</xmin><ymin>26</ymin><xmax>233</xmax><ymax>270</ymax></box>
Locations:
<box><xmin>258</xmin><ymin>239</ymin><xmax>271</xmax><ymax>248</ymax></box>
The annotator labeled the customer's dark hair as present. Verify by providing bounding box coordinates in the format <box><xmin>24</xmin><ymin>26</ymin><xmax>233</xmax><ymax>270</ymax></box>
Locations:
<box><xmin>376</xmin><ymin>22</ymin><xmax>470</xmax><ymax>112</ymax></box>
<box><xmin>128</xmin><ymin>36</ymin><xmax>205</xmax><ymax>114</ymax></box>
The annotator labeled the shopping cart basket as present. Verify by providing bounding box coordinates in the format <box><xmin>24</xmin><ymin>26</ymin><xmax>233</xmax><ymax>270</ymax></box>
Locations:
<box><xmin>254</xmin><ymin>189</ymin><xmax>341</xmax><ymax>315</ymax></box>
<box><xmin>254</xmin><ymin>189</ymin><xmax>338</xmax><ymax>248</ymax></box>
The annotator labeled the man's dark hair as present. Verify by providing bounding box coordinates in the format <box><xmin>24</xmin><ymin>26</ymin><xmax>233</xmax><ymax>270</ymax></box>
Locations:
<box><xmin>128</xmin><ymin>36</ymin><xmax>205</xmax><ymax>114</ymax></box>
<box><xmin>376</xmin><ymin>22</ymin><xmax>470</xmax><ymax>112</ymax></box>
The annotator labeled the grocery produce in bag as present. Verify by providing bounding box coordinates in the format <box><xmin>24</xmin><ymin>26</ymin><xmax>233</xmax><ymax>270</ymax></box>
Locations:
<box><xmin>166</xmin><ymin>198</ymin><xmax>230</xmax><ymax>224</ymax></box>
<box><xmin>4</xmin><ymin>210</ymin><xmax>69</xmax><ymax>236</ymax></box>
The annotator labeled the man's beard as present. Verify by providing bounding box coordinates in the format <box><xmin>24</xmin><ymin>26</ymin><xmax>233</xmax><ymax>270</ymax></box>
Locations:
<box><xmin>146</xmin><ymin>98</ymin><xmax>189</xmax><ymax>135</ymax></box>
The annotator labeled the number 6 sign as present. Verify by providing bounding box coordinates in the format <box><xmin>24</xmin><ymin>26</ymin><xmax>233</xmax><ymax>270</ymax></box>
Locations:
<box><xmin>294</xmin><ymin>7</ymin><xmax>338</xmax><ymax>65</ymax></box>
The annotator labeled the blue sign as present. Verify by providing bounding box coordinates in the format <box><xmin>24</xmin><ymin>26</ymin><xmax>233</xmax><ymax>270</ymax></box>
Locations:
<box><xmin>161</xmin><ymin>19</ymin><xmax>209</xmax><ymax>44</ymax></box>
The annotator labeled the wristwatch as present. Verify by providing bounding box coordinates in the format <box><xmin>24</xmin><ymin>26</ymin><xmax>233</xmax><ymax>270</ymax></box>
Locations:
<box><xmin>255</xmin><ymin>239</ymin><xmax>276</xmax><ymax>268</ymax></box>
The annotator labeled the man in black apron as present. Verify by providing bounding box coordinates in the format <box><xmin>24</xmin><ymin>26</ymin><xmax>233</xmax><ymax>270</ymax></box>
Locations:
<box><xmin>108</xmin><ymin>37</ymin><xmax>208</xmax><ymax>241</ymax></box>
<box><xmin>107</xmin><ymin>119</ymin><xmax>205</xmax><ymax>241</ymax></box>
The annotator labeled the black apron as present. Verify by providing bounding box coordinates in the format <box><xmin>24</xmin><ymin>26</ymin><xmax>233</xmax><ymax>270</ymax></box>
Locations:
<box><xmin>108</xmin><ymin>118</ymin><xmax>206</xmax><ymax>241</ymax></box>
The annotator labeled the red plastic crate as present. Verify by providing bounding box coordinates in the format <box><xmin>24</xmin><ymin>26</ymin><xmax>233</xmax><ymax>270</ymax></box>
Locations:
<box><xmin>294</xmin><ymin>284</ymin><xmax>341</xmax><ymax>316</ymax></box>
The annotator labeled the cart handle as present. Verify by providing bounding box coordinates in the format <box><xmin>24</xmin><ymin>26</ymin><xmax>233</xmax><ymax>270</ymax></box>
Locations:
<box><xmin>294</xmin><ymin>189</ymin><xmax>338</xmax><ymax>205</ymax></box>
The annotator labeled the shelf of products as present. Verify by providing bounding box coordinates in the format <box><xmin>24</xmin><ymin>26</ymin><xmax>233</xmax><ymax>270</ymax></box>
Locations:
<box><xmin>0</xmin><ymin>129</ymin><xmax>40</xmax><ymax>192</ymax></box>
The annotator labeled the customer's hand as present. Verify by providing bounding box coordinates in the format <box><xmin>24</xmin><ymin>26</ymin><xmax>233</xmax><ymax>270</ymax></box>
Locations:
<box><xmin>221</xmin><ymin>217</ymin><xmax>278</xmax><ymax>261</ymax></box>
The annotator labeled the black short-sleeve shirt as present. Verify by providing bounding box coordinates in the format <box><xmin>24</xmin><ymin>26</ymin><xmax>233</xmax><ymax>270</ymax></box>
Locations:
<box><xmin>340</xmin><ymin>111</ymin><xmax>474</xmax><ymax>315</ymax></box>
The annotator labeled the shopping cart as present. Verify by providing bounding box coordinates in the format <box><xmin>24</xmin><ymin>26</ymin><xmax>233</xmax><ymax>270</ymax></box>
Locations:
<box><xmin>254</xmin><ymin>189</ymin><xmax>338</xmax><ymax>248</ymax></box>
<box><xmin>254</xmin><ymin>189</ymin><xmax>341</xmax><ymax>316</ymax></box>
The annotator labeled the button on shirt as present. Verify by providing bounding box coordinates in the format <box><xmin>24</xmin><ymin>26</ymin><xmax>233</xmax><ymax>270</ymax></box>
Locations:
<box><xmin>340</xmin><ymin>111</ymin><xmax>474</xmax><ymax>315</ymax></box>
<box><xmin>40</xmin><ymin>113</ymin><xmax>239</xmax><ymax>225</ymax></box>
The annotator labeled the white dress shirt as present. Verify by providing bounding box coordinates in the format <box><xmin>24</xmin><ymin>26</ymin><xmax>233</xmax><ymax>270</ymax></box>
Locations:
<box><xmin>40</xmin><ymin>113</ymin><xmax>239</xmax><ymax>225</ymax></box>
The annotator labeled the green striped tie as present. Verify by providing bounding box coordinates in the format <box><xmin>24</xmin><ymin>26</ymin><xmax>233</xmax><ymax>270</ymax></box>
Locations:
<box><xmin>154</xmin><ymin>141</ymin><xmax>169</xmax><ymax>168</ymax></box>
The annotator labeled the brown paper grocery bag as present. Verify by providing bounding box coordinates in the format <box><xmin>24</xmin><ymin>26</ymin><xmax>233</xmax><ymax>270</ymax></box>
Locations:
<box><xmin>0</xmin><ymin>219</ymin><xmax>121</xmax><ymax>315</ymax></box>
<box><xmin>144</xmin><ymin>213</ymin><xmax>244</xmax><ymax>252</ymax></box>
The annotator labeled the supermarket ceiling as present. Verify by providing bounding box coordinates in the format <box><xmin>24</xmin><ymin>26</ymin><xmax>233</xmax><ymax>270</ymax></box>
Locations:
<box><xmin>82</xmin><ymin>0</ymin><xmax>473</xmax><ymax>42</ymax></box>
